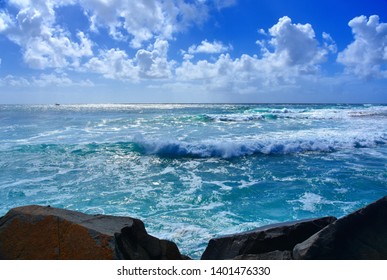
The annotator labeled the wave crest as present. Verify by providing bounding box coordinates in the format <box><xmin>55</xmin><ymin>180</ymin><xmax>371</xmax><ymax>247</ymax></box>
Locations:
<box><xmin>201</xmin><ymin>106</ymin><xmax>387</xmax><ymax>123</ymax></box>
<box><xmin>134</xmin><ymin>133</ymin><xmax>386</xmax><ymax>158</ymax></box>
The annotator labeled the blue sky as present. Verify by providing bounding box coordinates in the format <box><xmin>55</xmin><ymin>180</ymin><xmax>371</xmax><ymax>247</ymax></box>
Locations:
<box><xmin>0</xmin><ymin>0</ymin><xmax>387</xmax><ymax>103</ymax></box>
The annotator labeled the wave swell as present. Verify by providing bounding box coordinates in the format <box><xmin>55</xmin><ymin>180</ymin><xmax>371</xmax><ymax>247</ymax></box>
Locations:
<box><xmin>134</xmin><ymin>133</ymin><xmax>387</xmax><ymax>158</ymax></box>
<box><xmin>201</xmin><ymin>106</ymin><xmax>387</xmax><ymax>123</ymax></box>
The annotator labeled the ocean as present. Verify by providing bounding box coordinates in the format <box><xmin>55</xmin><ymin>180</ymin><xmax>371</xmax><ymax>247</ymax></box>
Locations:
<box><xmin>0</xmin><ymin>103</ymin><xmax>386</xmax><ymax>259</ymax></box>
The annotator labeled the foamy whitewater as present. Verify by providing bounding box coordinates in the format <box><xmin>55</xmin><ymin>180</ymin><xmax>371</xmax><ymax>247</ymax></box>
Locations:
<box><xmin>1</xmin><ymin>104</ymin><xmax>386</xmax><ymax>258</ymax></box>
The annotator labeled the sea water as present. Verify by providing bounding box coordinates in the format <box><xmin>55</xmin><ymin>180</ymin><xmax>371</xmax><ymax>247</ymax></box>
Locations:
<box><xmin>0</xmin><ymin>103</ymin><xmax>386</xmax><ymax>258</ymax></box>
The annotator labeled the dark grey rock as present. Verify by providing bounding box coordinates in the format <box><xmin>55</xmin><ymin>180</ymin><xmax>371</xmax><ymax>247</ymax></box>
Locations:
<box><xmin>201</xmin><ymin>216</ymin><xmax>336</xmax><ymax>260</ymax></box>
<box><xmin>114</xmin><ymin>223</ymin><xmax>184</xmax><ymax>260</ymax></box>
<box><xmin>234</xmin><ymin>250</ymin><xmax>292</xmax><ymax>260</ymax></box>
<box><xmin>293</xmin><ymin>196</ymin><xmax>387</xmax><ymax>260</ymax></box>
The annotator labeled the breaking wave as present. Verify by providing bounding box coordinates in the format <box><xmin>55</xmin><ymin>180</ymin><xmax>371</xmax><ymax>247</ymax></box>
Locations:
<box><xmin>201</xmin><ymin>106</ymin><xmax>387</xmax><ymax>122</ymax></box>
<box><xmin>134</xmin><ymin>133</ymin><xmax>387</xmax><ymax>158</ymax></box>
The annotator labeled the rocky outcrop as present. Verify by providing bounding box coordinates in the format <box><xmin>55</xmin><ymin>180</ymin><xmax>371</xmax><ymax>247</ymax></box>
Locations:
<box><xmin>201</xmin><ymin>216</ymin><xmax>336</xmax><ymax>260</ymax></box>
<box><xmin>201</xmin><ymin>196</ymin><xmax>387</xmax><ymax>260</ymax></box>
<box><xmin>1</xmin><ymin>196</ymin><xmax>387</xmax><ymax>260</ymax></box>
<box><xmin>0</xmin><ymin>205</ymin><xmax>185</xmax><ymax>260</ymax></box>
<box><xmin>293</xmin><ymin>196</ymin><xmax>387</xmax><ymax>260</ymax></box>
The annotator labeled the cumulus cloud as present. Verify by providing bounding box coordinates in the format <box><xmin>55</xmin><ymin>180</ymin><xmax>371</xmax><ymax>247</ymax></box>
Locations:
<box><xmin>0</xmin><ymin>0</ymin><xmax>208</xmax><ymax>72</ymax></box>
<box><xmin>0</xmin><ymin>0</ymin><xmax>211</xmax><ymax>77</ymax></box>
<box><xmin>135</xmin><ymin>39</ymin><xmax>174</xmax><ymax>79</ymax></box>
<box><xmin>0</xmin><ymin>0</ymin><xmax>93</xmax><ymax>69</ymax></box>
<box><xmin>337</xmin><ymin>15</ymin><xmax>387</xmax><ymax>79</ymax></box>
<box><xmin>5</xmin><ymin>0</ymin><xmax>382</xmax><ymax>99</ymax></box>
<box><xmin>85</xmin><ymin>48</ymin><xmax>138</xmax><ymax>81</ymax></box>
<box><xmin>261</xmin><ymin>16</ymin><xmax>328</xmax><ymax>73</ymax></box>
<box><xmin>22</xmin><ymin>31</ymin><xmax>93</xmax><ymax>69</ymax></box>
<box><xmin>85</xmin><ymin>39</ymin><xmax>174</xmax><ymax>81</ymax></box>
<box><xmin>186</xmin><ymin>39</ymin><xmax>232</xmax><ymax>55</ymax></box>
<box><xmin>176</xmin><ymin>16</ymin><xmax>331</xmax><ymax>92</ymax></box>
<box><xmin>80</xmin><ymin>0</ymin><xmax>208</xmax><ymax>48</ymax></box>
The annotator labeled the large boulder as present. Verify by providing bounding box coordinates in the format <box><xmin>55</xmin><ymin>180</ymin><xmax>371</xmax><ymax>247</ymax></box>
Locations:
<box><xmin>0</xmin><ymin>205</ymin><xmax>184</xmax><ymax>260</ymax></box>
<box><xmin>201</xmin><ymin>216</ymin><xmax>336</xmax><ymax>260</ymax></box>
<box><xmin>293</xmin><ymin>196</ymin><xmax>387</xmax><ymax>259</ymax></box>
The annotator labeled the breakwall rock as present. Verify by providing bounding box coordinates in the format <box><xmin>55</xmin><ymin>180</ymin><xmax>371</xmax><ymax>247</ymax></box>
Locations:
<box><xmin>293</xmin><ymin>196</ymin><xmax>387</xmax><ymax>259</ymax></box>
<box><xmin>201</xmin><ymin>216</ymin><xmax>336</xmax><ymax>260</ymax></box>
<box><xmin>1</xmin><ymin>196</ymin><xmax>387</xmax><ymax>260</ymax></box>
<box><xmin>201</xmin><ymin>196</ymin><xmax>387</xmax><ymax>260</ymax></box>
<box><xmin>0</xmin><ymin>205</ymin><xmax>185</xmax><ymax>260</ymax></box>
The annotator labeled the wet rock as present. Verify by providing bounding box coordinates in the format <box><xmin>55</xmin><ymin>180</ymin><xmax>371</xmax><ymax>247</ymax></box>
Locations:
<box><xmin>0</xmin><ymin>205</ymin><xmax>184</xmax><ymax>260</ymax></box>
<box><xmin>201</xmin><ymin>216</ymin><xmax>336</xmax><ymax>260</ymax></box>
<box><xmin>293</xmin><ymin>196</ymin><xmax>387</xmax><ymax>260</ymax></box>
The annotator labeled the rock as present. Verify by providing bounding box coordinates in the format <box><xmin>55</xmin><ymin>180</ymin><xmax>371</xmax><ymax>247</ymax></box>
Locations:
<box><xmin>293</xmin><ymin>196</ymin><xmax>387</xmax><ymax>260</ymax></box>
<box><xmin>201</xmin><ymin>216</ymin><xmax>336</xmax><ymax>260</ymax></box>
<box><xmin>114</xmin><ymin>221</ymin><xmax>184</xmax><ymax>260</ymax></box>
<box><xmin>0</xmin><ymin>205</ymin><xmax>184</xmax><ymax>260</ymax></box>
<box><xmin>233</xmin><ymin>250</ymin><xmax>292</xmax><ymax>260</ymax></box>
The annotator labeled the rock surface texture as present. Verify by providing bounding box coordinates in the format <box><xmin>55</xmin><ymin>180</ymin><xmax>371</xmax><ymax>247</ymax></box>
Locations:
<box><xmin>1</xmin><ymin>196</ymin><xmax>387</xmax><ymax>260</ymax></box>
<box><xmin>201</xmin><ymin>216</ymin><xmax>336</xmax><ymax>260</ymax></box>
<box><xmin>293</xmin><ymin>196</ymin><xmax>387</xmax><ymax>260</ymax></box>
<box><xmin>0</xmin><ymin>205</ymin><xmax>184</xmax><ymax>260</ymax></box>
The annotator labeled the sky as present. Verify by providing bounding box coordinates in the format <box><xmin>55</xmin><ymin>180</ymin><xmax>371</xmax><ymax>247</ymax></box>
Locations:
<box><xmin>0</xmin><ymin>0</ymin><xmax>387</xmax><ymax>104</ymax></box>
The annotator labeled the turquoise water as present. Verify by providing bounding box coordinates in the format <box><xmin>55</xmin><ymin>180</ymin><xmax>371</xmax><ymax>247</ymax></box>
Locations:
<box><xmin>0</xmin><ymin>104</ymin><xmax>386</xmax><ymax>258</ymax></box>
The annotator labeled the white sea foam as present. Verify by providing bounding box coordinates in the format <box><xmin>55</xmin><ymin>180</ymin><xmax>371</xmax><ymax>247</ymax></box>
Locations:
<box><xmin>297</xmin><ymin>192</ymin><xmax>324</xmax><ymax>212</ymax></box>
<box><xmin>134</xmin><ymin>130</ymin><xmax>387</xmax><ymax>158</ymax></box>
<box><xmin>202</xmin><ymin>106</ymin><xmax>387</xmax><ymax>123</ymax></box>
<box><xmin>289</xmin><ymin>192</ymin><xmax>359</xmax><ymax>214</ymax></box>
<box><xmin>1</xmin><ymin>104</ymin><xmax>386</xmax><ymax>259</ymax></box>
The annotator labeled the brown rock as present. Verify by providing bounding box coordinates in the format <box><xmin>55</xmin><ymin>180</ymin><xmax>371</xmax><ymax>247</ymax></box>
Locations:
<box><xmin>293</xmin><ymin>196</ymin><xmax>387</xmax><ymax>260</ymax></box>
<box><xmin>0</xmin><ymin>205</ymin><xmax>184</xmax><ymax>260</ymax></box>
<box><xmin>201</xmin><ymin>216</ymin><xmax>336</xmax><ymax>260</ymax></box>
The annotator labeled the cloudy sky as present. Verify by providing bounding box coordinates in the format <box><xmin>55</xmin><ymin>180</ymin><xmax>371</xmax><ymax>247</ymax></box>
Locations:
<box><xmin>0</xmin><ymin>0</ymin><xmax>386</xmax><ymax>104</ymax></box>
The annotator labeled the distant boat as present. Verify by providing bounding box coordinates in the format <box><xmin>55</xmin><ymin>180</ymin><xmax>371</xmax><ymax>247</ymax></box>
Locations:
<box><xmin>55</xmin><ymin>103</ymin><xmax>60</xmax><ymax>106</ymax></box>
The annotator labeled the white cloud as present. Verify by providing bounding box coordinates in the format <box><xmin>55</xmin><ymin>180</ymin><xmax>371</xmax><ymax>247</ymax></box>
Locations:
<box><xmin>85</xmin><ymin>39</ymin><xmax>174</xmax><ymax>81</ymax></box>
<box><xmin>5</xmin><ymin>1</ymin><xmax>383</xmax><ymax>101</ymax></box>
<box><xmin>0</xmin><ymin>73</ymin><xmax>94</xmax><ymax>87</ymax></box>
<box><xmin>22</xmin><ymin>30</ymin><xmax>93</xmax><ymax>69</ymax></box>
<box><xmin>0</xmin><ymin>75</ymin><xmax>30</xmax><ymax>87</ymax></box>
<box><xmin>187</xmin><ymin>39</ymin><xmax>231</xmax><ymax>55</ymax></box>
<box><xmin>322</xmin><ymin>32</ymin><xmax>337</xmax><ymax>53</ymax></box>
<box><xmin>1</xmin><ymin>1</ymin><xmax>93</xmax><ymax>69</ymax></box>
<box><xmin>0</xmin><ymin>11</ymin><xmax>13</xmax><ymax>32</ymax></box>
<box><xmin>213</xmin><ymin>0</ymin><xmax>237</xmax><ymax>9</ymax></box>
<box><xmin>0</xmin><ymin>0</ymin><xmax>211</xmax><ymax>76</ymax></box>
<box><xmin>80</xmin><ymin>0</ymin><xmax>208</xmax><ymax>48</ymax></box>
<box><xmin>32</xmin><ymin>73</ymin><xmax>73</xmax><ymax>87</ymax></box>
<box><xmin>80</xmin><ymin>1</ymin><xmax>163</xmax><ymax>47</ymax></box>
<box><xmin>337</xmin><ymin>15</ymin><xmax>387</xmax><ymax>79</ymax></box>
<box><xmin>175</xmin><ymin>16</ymin><xmax>331</xmax><ymax>93</ymax></box>
<box><xmin>135</xmin><ymin>39</ymin><xmax>174</xmax><ymax>79</ymax></box>
<box><xmin>262</xmin><ymin>16</ymin><xmax>327</xmax><ymax>72</ymax></box>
